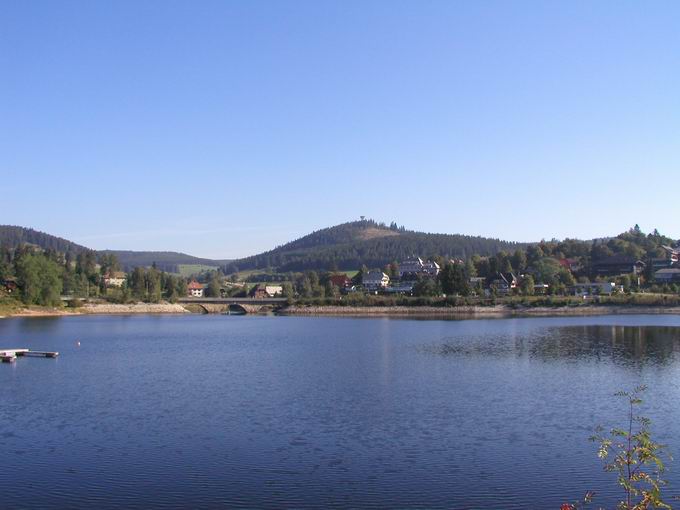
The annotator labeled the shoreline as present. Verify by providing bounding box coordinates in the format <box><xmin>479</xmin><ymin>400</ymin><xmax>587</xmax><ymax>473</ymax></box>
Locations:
<box><xmin>2</xmin><ymin>303</ymin><xmax>190</xmax><ymax>318</ymax></box>
<box><xmin>278</xmin><ymin>304</ymin><xmax>680</xmax><ymax>317</ymax></box>
<box><xmin>3</xmin><ymin>303</ymin><xmax>680</xmax><ymax>319</ymax></box>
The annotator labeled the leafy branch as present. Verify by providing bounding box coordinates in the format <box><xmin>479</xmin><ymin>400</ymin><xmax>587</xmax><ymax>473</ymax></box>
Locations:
<box><xmin>589</xmin><ymin>386</ymin><xmax>672</xmax><ymax>510</ymax></box>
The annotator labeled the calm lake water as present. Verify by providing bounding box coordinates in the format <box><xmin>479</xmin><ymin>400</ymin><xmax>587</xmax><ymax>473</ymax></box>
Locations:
<box><xmin>2</xmin><ymin>314</ymin><xmax>680</xmax><ymax>509</ymax></box>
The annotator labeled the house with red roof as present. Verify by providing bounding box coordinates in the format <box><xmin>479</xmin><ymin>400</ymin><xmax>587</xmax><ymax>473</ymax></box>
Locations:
<box><xmin>187</xmin><ymin>280</ymin><xmax>205</xmax><ymax>297</ymax></box>
<box><xmin>329</xmin><ymin>274</ymin><xmax>352</xmax><ymax>288</ymax></box>
<box><xmin>557</xmin><ymin>258</ymin><xmax>581</xmax><ymax>273</ymax></box>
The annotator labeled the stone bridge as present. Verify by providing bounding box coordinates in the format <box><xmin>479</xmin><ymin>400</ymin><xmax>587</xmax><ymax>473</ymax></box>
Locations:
<box><xmin>178</xmin><ymin>297</ymin><xmax>288</xmax><ymax>315</ymax></box>
<box><xmin>193</xmin><ymin>303</ymin><xmax>271</xmax><ymax>314</ymax></box>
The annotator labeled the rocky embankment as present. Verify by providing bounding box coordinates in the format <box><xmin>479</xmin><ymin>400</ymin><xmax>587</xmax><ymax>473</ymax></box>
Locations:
<box><xmin>83</xmin><ymin>303</ymin><xmax>190</xmax><ymax>314</ymax></box>
<box><xmin>5</xmin><ymin>303</ymin><xmax>680</xmax><ymax>319</ymax></box>
<box><xmin>3</xmin><ymin>303</ymin><xmax>190</xmax><ymax>317</ymax></box>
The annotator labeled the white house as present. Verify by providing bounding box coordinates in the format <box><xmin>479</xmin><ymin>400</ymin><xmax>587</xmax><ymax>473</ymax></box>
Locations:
<box><xmin>398</xmin><ymin>257</ymin><xmax>440</xmax><ymax>278</ymax></box>
<box><xmin>363</xmin><ymin>270</ymin><xmax>390</xmax><ymax>290</ymax></box>
<box><xmin>187</xmin><ymin>280</ymin><xmax>204</xmax><ymax>297</ymax></box>
<box><xmin>103</xmin><ymin>271</ymin><xmax>126</xmax><ymax>288</ymax></box>
<box><xmin>264</xmin><ymin>285</ymin><xmax>283</xmax><ymax>297</ymax></box>
<box><xmin>490</xmin><ymin>272</ymin><xmax>519</xmax><ymax>295</ymax></box>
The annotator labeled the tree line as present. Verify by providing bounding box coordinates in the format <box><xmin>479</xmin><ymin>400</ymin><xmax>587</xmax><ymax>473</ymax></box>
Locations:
<box><xmin>0</xmin><ymin>244</ymin><xmax>189</xmax><ymax>306</ymax></box>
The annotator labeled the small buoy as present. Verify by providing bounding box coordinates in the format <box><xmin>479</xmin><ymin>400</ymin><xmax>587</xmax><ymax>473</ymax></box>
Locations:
<box><xmin>75</xmin><ymin>341</ymin><xmax>81</xmax><ymax>347</ymax></box>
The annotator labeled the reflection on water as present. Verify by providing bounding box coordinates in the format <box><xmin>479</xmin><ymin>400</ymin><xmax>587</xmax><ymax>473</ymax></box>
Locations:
<box><xmin>534</xmin><ymin>326</ymin><xmax>680</xmax><ymax>364</ymax></box>
<box><xmin>1</xmin><ymin>315</ymin><xmax>680</xmax><ymax>510</ymax></box>
<box><xmin>426</xmin><ymin>325</ymin><xmax>680</xmax><ymax>365</ymax></box>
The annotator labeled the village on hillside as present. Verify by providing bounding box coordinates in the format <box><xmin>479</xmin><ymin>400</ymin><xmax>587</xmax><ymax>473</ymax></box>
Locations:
<box><xmin>1</xmin><ymin>228</ymin><xmax>679</xmax><ymax>306</ymax></box>
<box><xmin>92</xmin><ymin>250</ymin><xmax>680</xmax><ymax>301</ymax></box>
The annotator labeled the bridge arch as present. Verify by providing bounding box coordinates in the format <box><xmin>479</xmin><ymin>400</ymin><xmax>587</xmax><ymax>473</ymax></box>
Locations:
<box><xmin>228</xmin><ymin>303</ymin><xmax>248</xmax><ymax>315</ymax></box>
<box><xmin>190</xmin><ymin>303</ymin><xmax>228</xmax><ymax>314</ymax></box>
<box><xmin>188</xmin><ymin>303</ymin><xmax>261</xmax><ymax>314</ymax></box>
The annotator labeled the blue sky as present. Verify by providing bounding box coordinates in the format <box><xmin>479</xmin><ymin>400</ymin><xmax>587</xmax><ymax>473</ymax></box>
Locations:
<box><xmin>2</xmin><ymin>1</ymin><xmax>679</xmax><ymax>258</ymax></box>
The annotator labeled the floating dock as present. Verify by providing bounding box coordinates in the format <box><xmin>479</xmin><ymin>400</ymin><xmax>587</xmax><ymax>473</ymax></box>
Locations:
<box><xmin>1</xmin><ymin>349</ymin><xmax>59</xmax><ymax>363</ymax></box>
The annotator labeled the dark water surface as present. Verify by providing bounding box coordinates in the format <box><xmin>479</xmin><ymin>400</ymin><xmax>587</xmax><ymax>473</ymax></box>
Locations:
<box><xmin>2</xmin><ymin>314</ymin><xmax>680</xmax><ymax>509</ymax></box>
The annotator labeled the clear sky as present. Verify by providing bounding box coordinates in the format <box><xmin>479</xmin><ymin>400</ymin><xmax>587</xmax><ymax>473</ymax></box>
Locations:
<box><xmin>2</xmin><ymin>1</ymin><xmax>679</xmax><ymax>258</ymax></box>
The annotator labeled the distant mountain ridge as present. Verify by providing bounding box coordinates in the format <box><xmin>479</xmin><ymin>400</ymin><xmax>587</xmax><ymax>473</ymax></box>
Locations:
<box><xmin>0</xmin><ymin>226</ymin><xmax>230</xmax><ymax>272</ymax></box>
<box><xmin>1</xmin><ymin>221</ymin><xmax>525</xmax><ymax>273</ymax></box>
<box><xmin>225</xmin><ymin>220</ymin><xmax>526</xmax><ymax>272</ymax></box>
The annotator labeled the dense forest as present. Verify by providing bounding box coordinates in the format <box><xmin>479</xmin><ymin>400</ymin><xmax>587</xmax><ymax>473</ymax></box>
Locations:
<box><xmin>225</xmin><ymin>220</ymin><xmax>677</xmax><ymax>278</ymax></box>
<box><xmin>224</xmin><ymin>220</ymin><xmax>526</xmax><ymax>272</ymax></box>
<box><xmin>0</xmin><ymin>226</ymin><xmax>90</xmax><ymax>256</ymax></box>
<box><xmin>0</xmin><ymin>244</ymin><xmax>188</xmax><ymax>306</ymax></box>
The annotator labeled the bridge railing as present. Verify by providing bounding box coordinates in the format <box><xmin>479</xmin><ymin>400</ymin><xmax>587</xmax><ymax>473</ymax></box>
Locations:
<box><xmin>178</xmin><ymin>297</ymin><xmax>288</xmax><ymax>304</ymax></box>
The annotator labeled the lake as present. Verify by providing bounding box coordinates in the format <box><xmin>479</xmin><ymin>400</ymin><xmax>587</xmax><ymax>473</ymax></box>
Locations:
<box><xmin>2</xmin><ymin>314</ymin><xmax>680</xmax><ymax>509</ymax></box>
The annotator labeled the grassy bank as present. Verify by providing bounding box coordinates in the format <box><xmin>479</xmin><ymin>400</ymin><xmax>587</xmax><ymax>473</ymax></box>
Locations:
<box><xmin>280</xmin><ymin>304</ymin><xmax>680</xmax><ymax>317</ymax></box>
<box><xmin>279</xmin><ymin>293</ymin><xmax>680</xmax><ymax>317</ymax></box>
<box><xmin>290</xmin><ymin>293</ymin><xmax>680</xmax><ymax>309</ymax></box>
<box><xmin>0</xmin><ymin>297</ymin><xmax>24</xmax><ymax>317</ymax></box>
<box><xmin>0</xmin><ymin>297</ymin><xmax>79</xmax><ymax>317</ymax></box>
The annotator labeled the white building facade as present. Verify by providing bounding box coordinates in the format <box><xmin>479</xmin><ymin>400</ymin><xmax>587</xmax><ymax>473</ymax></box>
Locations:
<box><xmin>398</xmin><ymin>257</ymin><xmax>440</xmax><ymax>278</ymax></box>
<box><xmin>363</xmin><ymin>271</ymin><xmax>390</xmax><ymax>290</ymax></box>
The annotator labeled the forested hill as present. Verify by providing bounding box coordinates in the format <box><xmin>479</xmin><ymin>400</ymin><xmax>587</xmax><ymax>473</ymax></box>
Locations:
<box><xmin>101</xmin><ymin>250</ymin><xmax>231</xmax><ymax>273</ymax></box>
<box><xmin>3</xmin><ymin>222</ymin><xmax>677</xmax><ymax>276</ymax></box>
<box><xmin>226</xmin><ymin>220</ymin><xmax>526</xmax><ymax>272</ymax></box>
<box><xmin>0</xmin><ymin>225</ymin><xmax>90</xmax><ymax>255</ymax></box>
<box><xmin>0</xmin><ymin>226</ymin><xmax>231</xmax><ymax>272</ymax></box>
